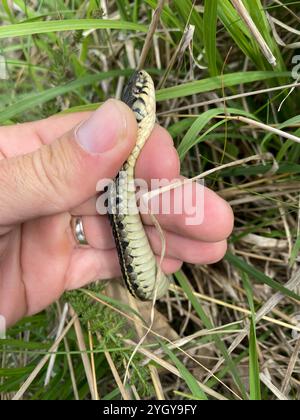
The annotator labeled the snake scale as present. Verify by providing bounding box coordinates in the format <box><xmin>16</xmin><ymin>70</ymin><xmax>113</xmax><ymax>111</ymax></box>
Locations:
<box><xmin>107</xmin><ymin>70</ymin><xmax>170</xmax><ymax>300</ymax></box>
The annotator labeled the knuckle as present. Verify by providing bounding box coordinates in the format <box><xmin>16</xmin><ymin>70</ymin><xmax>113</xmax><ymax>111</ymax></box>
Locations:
<box><xmin>0</xmin><ymin>155</ymin><xmax>25</xmax><ymax>201</ymax></box>
<box><xmin>31</xmin><ymin>137</ymin><xmax>80</xmax><ymax>206</ymax></box>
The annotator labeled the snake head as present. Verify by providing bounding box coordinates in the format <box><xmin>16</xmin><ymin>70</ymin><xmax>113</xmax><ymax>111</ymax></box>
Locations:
<box><xmin>121</xmin><ymin>70</ymin><xmax>155</xmax><ymax>123</ymax></box>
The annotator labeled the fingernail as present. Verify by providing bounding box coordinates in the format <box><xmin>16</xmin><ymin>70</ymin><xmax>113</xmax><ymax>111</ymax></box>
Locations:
<box><xmin>75</xmin><ymin>99</ymin><xmax>127</xmax><ymax>154</ymax></box>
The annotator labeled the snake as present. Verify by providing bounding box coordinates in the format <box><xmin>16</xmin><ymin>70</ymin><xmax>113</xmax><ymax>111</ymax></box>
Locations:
<box><xmin>107</xmin><ymin>70</ymin><xmax>170</xmax><ymax>300</ymax></box>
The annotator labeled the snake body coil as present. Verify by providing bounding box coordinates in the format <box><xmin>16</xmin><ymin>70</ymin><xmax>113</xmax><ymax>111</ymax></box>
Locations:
<box><xmin>107</xmin><ymin>70</ymin><xmax>170</xmax><ymax>300</ymax></box>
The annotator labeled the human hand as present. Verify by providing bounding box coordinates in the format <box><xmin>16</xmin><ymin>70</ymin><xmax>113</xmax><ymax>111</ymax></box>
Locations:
<box><xmin>0</xmin><ymin>99</ymin><xmax>233</xmax><ymax>326</ymax></box>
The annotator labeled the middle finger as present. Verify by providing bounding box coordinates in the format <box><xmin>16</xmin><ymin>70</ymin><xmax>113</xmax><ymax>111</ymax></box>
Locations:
<box><xmin>76</xmin><ymin>215</ymin><xmax>227</xmax><ymax>265</ymax></box>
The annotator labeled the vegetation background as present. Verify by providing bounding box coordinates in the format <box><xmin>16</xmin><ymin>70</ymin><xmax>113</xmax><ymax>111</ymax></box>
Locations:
<box><xmin>0</xmin><ymin>0</ymin><xmax>300</xmax><ymax>400</ymax></box>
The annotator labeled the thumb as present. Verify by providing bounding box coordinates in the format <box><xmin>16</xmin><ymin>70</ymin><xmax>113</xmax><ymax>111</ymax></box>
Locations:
<box><xmin>0</xmin><ymin>99</ymin><xmax>137</xmax><ymax>225</ymax></box>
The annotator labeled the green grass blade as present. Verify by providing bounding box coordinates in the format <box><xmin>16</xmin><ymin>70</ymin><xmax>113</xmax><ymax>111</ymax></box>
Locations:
<box><xmin>0</xmin><ymin>366</ymin><xmax>34</xmax><ymax>377</ymax></box>
<box><xmin>217</xmin><ymin>1</ymin><xmax>261</xmax><ymax>67</ymax></box>
<box><xmin>102</xmin><ymin>387</ymin><xmax>122</xmax><ymax>400</ymax></box>
<box><xmin>0</xmin><ymin>19</ymin><xmax>147</xmax><ymax>39</ymax></box>
<box><xmin>0</xmin><ymin>339</ymin><xmax>50</xmax><ymax>350</ymax></box>
<box><xmin>249</xmin><ymin>319</ymin><xmax>261</xmax><ymax>400</ymax></box>
<box><xmin>60</xmin><ymin>103</ymin><xmax>101</xmax><ymax>114</ymax></box>
<box><xmin>226</xmin><ymin>253</ymin><xmax>300</xmax><ymax>301</ymax></box>
<box><xmin>1</xmin><ymin>0</ymin><xmax>16</xmax><ymax>22</ymax></box>
<box><xmin>116</xmin><ymin>0</ymin><xmax>130</xmax><ymax>21</ymax></box>
<box><xmin>242</xmin><ymin>274</ymin><xmax>261</xmax><ymax>401</ymax></box>
<box><xmin>219</xmin><ymin>162</ymin><xmax>300</xmax><ymax>178</ymax></box>
<box><xmin>145</xmin><ymin>0</ymin><xmax>183</xmax><ymax>33</ymax></box>
<box><xmin>289</xmin><ymin>236</ymin><xmax>300</xmax><ymax>268</ymax></box>
<box><xmin>168</xmin><ymin>118</ymin><xmax>194</xmax><ymax>139</ymax></box>
<box><xmin>156</xmin><ymin>71</ymin><xmax>291</xmax><ymax>101</ymax></box>
<box><xmin>243</xmin><ymin>0</ymin><xmax>284</xmax><ymax>71</ymax></box>
<box><xmin>159</xmin><ymin>340</ymin><xmax>208</xmax><ymax>400</ymax></box>
<box><xmin>178</xmin><ymin>109</ymin><xmax>224</xmax><ymax>158</ymax></box>
<box><xmin>177</xmin><ymin>107</ymin><xmax>260</xmax><ymax>159</ymax></box>
<box><xmin>173</xmin><ymin>0</ymin><xmax>204</xmax><ymax>48</ymax></box>
<box><xmin>204</xmin><ymin>0</ymin><xmax>218</xmax><ymax>76</ymax></box>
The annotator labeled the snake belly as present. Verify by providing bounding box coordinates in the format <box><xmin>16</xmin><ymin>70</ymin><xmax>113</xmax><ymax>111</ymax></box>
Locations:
<box><xmin>107</xmin><ymin>70</ymin><xmax>170</xmax><ymax>300</ymax></box>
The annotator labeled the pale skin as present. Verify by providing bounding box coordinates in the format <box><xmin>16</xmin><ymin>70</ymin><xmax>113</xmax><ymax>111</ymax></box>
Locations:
<box><xmin>0</xmin><ymin>100</ymin><xmax>234</xmax><ymax>327</ymax></box>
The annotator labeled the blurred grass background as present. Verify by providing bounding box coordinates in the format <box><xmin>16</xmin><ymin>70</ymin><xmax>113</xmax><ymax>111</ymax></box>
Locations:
<box><xmin>0</xmin><ymin>0</ymin><xmax>300</xmax><ymax>400</ymax></box>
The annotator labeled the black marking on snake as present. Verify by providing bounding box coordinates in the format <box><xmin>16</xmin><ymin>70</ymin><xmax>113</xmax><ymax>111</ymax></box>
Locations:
<box><xmin>121</xmin><ymin>240</ymin><xmax>129</xmax><ymax>250</ymax></box>
<box><xmin>130</xmin><ymin>282</ymin><xmax>139</xmax><ymax>291</ymax></box>
<box><xmin>133</xmin><ymin>107</ymin><xmax>145</xmax><ymax>121</ymax></box>
<box><xmin>121</xmin><ymin>71</ymin><xmax>147</xmax><ymax>108</ymax></box>
<box><xmin>134</xmin><ymin>96</ymin><xmax>146</xmax><ymax>107</ymax></box>
<box><xmin>117</xmin><ymin>221</ymin><xmax>125</xmax><ymax>230</ymax></box>
<box><xmin>127</xmin><ymin>265</ymin><xmax>134</xmax><ymax>274</ymax></box>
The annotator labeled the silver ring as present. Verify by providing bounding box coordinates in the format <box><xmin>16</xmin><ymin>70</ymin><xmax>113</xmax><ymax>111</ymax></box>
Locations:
<box><xmin>72</xmin><ymin>217</ymin><xmax>89</xmax><ymax>247</ymax></box>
